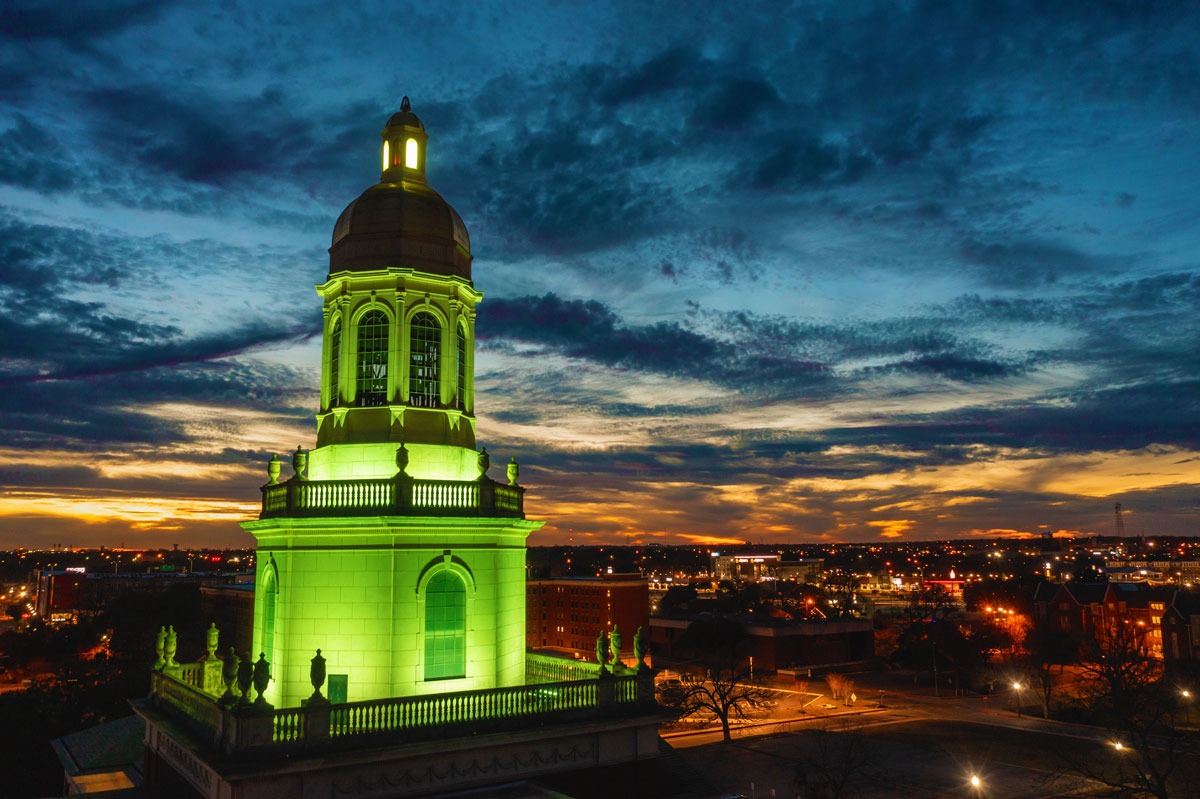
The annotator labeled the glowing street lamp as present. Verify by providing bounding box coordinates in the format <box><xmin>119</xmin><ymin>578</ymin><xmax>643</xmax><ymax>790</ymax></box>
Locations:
<box><xmin>1113</xmin><ymin>741</ymin><xmax>1125</xmax><ymax>752</ymax></box>
<box><xmin>969</xmin><ymin>774</ymin><xmax>982</xmax><ymax>790</ymax></box>
<box><xmin>1011</xmin><ymin>681</ymin><xmax>1024</xmax><ymax>719</ymax></box>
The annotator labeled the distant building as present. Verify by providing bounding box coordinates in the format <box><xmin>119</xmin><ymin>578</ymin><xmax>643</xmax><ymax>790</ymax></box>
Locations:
<box><xmin>649</xmin><ymin>615</ymin><xmax>874</xmax><ymax>673</ymax></box>
<box><xmin>527</xmin><ymin>573</ymin><xmax>649</xmax><ymax>664</ymax></box>
<box><xmin>1104</xmin><ymin>559</ymin><xmax>1200</xmax><ymax>585</ymax></box>
<box><xmin>711</xmin><ymin>553</ymin><xmax>779</xmax><ymax>582</ymax></box>
<box><xmin>198</xmin><ymin>584</ymin><xmax>255</xmax><ymax>654</ymax></box>
<box><xmin>1033</xmin><ymin>581</ymin><xmax>1173</xmax><ymax>655</ymax></box>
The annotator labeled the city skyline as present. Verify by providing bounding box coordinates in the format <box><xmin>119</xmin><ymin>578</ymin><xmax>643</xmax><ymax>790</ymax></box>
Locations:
<box><xmin>2</xmin><ymin>1</ymin><xmax>1199</xmax><ymax>548</ymax></box>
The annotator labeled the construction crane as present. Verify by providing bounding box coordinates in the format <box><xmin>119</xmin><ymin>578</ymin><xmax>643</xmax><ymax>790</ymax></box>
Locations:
<box><xmin>1114</xmin><ymin>502</ymin><xmax>1126</xmax><ymax>538</ymax></box>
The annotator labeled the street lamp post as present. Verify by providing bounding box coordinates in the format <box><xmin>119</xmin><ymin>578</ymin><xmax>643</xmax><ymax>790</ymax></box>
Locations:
<box><xmin>1011</xmin><ymin>681</ymin><xmax>1024</xmax><ymax>719</ymax></box>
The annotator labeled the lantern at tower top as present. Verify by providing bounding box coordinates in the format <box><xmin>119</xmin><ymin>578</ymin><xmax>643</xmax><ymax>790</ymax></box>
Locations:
<box><xmin>329</xmin><ymin>98</ymin><xmax>471</xmax><ymax>280</ymax></box>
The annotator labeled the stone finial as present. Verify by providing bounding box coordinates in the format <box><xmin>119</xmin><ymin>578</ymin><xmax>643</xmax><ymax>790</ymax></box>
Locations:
<box><xmin>220</xmin><ymin>648</ymin><xmax>240</xmax><ymax>706</ymax></box>
<box><xmin>507</xmin><ymin>457</ymin><xmax>519</xmax><ymax>486</ymax></box>
<box><xmin>310</xmin><ymin>649</ymin><xmax>327</xmax><ymax>701</ymax></box>
<box><xmin>634</xmin><ymin>626</ymin><xmax>649</xmax><ymax>671</ymax></box>
<box><xmin>252</xmin><ymin>653</ymin><xmax>272</xmax><ymax>706</ymax></box>
<box><xmin>610</xmin><ymin>625</ymin><xmax>622</xmax><ymax>666</ymax></box>
<box><xmin>267</xmin><ymin>453</ymin><xmax>281</xmax><ymax>485</ymax></box>
<box><xmin>236</xmin><ymin>651</ymin><xmax>253</xmax><ymax>706</ymax></box>
<box><xmin>477</xmin><ymin>447</ymin><xmax>490</xmax><ymax>479</ymax></box>
<box><xmin>153</xmin><ymin>626</ymin><xmax>166</xmax><ymax>671</ymax></box>
<box><xmin>205</xmin><ymin>623</ymin><xmax>219</xmax><ymax>659</ymax></box>
<box><xmin>595</xmin><ymin>632</ymin><xmax>609</xmax><ymax>674</ymax></box>
<box><xmin>291</xmin><ymin>446</ymin><xmax>308</xmax><ymax>481</ymax></box>
<box><xmin>395</xmin><ymin>443</ymin><xmax>409</xmax><ymax>477</ymax></box>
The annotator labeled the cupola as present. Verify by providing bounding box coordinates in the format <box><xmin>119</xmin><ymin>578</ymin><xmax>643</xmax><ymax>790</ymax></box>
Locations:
<box><xmin>381</xmin><ymin>96</ymin><xmax>428</xmax><ymax>182</ymax></box>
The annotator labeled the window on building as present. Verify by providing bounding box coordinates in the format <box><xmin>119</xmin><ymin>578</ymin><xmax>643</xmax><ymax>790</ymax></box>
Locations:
<box><xmin>262</xmin><ymin>566</ymin><xmax>278</xmax><ymax>665</ymax></box>
<box><xmin>409</xmin><ymin>312</ymin><xmax>440</xmax><ymax>407</ymax></box>
<box><xmin>356</xmin><ymin>310</ymin><xmax>388</xmax><ymax>406</ymax></box>
<box><xmin>456</xmin><ymin>323</ymin><xmax>468</xmax><ymax>409</ymax></box>
<box><xmin>383</xmin><ymin>141</ymin><xmax>389</xmax><ymax>171</ymax></box>
<box><xmin>405</xmin><ymin>138</ymin><xmax>418</xmax><ymax>169</ymax></box>
<box><xmin>424</xmin><ymin>571</ymin><xmax>466</xmax><ymax>681</ymax></box>
<box><xmin>328</xmin><ymin>320</ymin><xmax>341</xmax><ymax>406</ymax></box>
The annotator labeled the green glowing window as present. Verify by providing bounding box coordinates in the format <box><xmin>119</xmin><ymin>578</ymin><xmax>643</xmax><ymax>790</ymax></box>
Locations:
<box><xmin>329</xmin><ymin>320</ymin><xmax>341</xmax><ymax>406</ymax></box>
<box><xmin>424</xmin><ymin>571</ymin><xmax>465</xmax><ymax>681</ymax></box>
<box><xmin>409</xmin><ymin>312</ymin><xmax>440</xmax><ymax>408</ymax></box>
<box><xmin>356</xmin><ymin>310</ymin><xmax>388</xmax><ymax>407</ymax></box>
<box><xmin>456</xmin><ymin>323</ymin><xmax>467</xmax><ymax>410</ymax></box>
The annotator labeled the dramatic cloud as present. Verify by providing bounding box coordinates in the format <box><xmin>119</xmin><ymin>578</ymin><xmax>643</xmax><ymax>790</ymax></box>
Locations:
<box><xmin>2</xmin><ymin>0</ymin><xmax>1199</xmax><ymax>545</ymax></box>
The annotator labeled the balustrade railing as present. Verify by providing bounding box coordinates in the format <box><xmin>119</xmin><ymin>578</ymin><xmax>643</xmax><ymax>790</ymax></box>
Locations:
<box><xmin>260</xmin><ymin>476</ymin><xmax>524</xmax><ymax>520</ymax></box>
<box><xmin>525</xmin><ymin>652</ymin><xmax>602</xmax><ymax>683</ymax></box>
<box><xmin>148</xmin><ymin>668</ymin><xmax>651</xmax><ymax>758</ymax></box>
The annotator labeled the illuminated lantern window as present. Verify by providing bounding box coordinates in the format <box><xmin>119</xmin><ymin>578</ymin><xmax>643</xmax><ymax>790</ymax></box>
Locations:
<box><xmin>405</xmin><ymin>138</ymin><xmax>418</xmax><ymax>169</ymax></box>
<box><xmin>356</xmin><ymin>310</ymin><xmax>389</xmax><ymax>406</ymax></box>
<box><xmin>424</xmin><ymin>571</ymin><xmax>466</xmax><ymax>680</ymax></box>
<box><xmin>382</xmin><ymin>141</ymin><xmax>389</xmax><ymax>171</ymax></box>
<box><xmin>409</xmin><ymin>312</ymin><xmax>440</xmax><ymax>407</ymax></box>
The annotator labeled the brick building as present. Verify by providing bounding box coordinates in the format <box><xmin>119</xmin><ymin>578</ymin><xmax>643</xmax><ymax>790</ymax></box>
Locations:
<box><xmin>527</xmin><ymin>573</ymin><xmax>649</xmax><ymax>664</ymax></box>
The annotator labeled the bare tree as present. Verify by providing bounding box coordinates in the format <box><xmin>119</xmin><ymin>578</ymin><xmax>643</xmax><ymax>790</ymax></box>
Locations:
<box><xmin>658</xmin><ymin>617</ymin><xmax>775</xmax><ymax>742</ymax></box>
<box><xmin>1024</xmin><ymin>617</ymin><xmax>1080</xmax><ymax>719</ymax></box>
<box><xmin>792</xmin><ymin>719</ymin><xmax>875</xmax><ymax>799</ymax></box>
<box><xmin>1055</xmin><ymin>620</ymin><xmax>1200</xmax><ymax>799</ymax></box>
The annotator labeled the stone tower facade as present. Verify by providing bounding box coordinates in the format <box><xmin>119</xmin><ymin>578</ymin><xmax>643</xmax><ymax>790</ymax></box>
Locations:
<box><xmin>242</xmin><ymin>99</ymin><xmax>543</xmax><ymax>707</ymax></box>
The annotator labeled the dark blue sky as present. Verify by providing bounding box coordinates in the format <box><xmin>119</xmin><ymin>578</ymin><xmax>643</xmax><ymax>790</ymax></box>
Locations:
<box><xmin>1</xmin><ymin>1</ymin><xmax>1198</xmax><ymax>547</ymax></box>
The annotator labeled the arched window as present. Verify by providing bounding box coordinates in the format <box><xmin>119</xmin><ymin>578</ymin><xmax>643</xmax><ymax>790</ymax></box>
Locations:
<box><xmin>424</xmin><ymin>571</ymin><xmax>465</xmax><ymax>680</ymax></box>
<box><xmin>356</xmin><ymin>310</ymin><xmax>388</xmax><ymax>407</ymax></box>
<box><xmin>382</xmin><ymin>141</ymin><xmax>389</xmax><ymax>171</ymax></box>
<box><xmin>405</xmin><ymin>138</ymin><xmax>418</xmax><ymax>169</ymax></box>
<box><xmin>409</xmin><ymin>312</ymin><xmax>440</xmax><ymax>408</ymax></box>
<box><xmin>262</xmin><ymin>565</ymin><xmax>278</xmax><ymax>666</ymax></box>
<box><xmin>456</xmin><ymin>323</ymin><xmax>467</xmax><ymax>410</ymax></box>
<box><xmin>328</xmin><ymin>320</ymin><xmax>341</xmax><ymax>407</ymax></box>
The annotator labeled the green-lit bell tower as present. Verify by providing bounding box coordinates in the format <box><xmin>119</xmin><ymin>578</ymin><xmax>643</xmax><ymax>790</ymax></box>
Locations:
<box><xmin>242</xmin><ymin>98</ymin><xmax>543</xmax><ymax>708</ymax></box>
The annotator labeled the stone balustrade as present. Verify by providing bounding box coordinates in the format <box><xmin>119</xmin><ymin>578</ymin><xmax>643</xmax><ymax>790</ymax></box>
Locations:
<box><xmin>525</xmin><ymin>652</ymin><xmax>602</xmax><ymax>683</ymax></box>
<box><xmin>259</xmin><ymin>475</ymin><xmax>525</xmax><ymax>520</ymax></box>
<box><xmin>148</xmin><ymin>667</ymin><xmax>654</xmax><ymax>759</ymax></box>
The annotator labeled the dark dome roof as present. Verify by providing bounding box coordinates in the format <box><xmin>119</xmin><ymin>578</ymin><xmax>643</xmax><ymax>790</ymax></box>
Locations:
<box><xmin>329</xmin><ymin>180</ymin><xmax>471</xmax><ymax>280</ymax></box>
<box><xmin>386</xmin><ymin>110</ymin><xmax>424</xmax><ymax>130</ymax></box>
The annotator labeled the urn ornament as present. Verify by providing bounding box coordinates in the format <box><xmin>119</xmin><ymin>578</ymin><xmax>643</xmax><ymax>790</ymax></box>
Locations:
<box><xmin>236</xmin><ymin>651</ymin><xmax>253</xmax><ymax>706</ymax></box>
<box><xmin>153</xmin><ymin>626</ymin><xmax>166</xmax><ymax>671</ymax></box>
<box><xmin>205</xmin><ymin>623</ymin><xmax>219</xmax><ymax>659</ymax></box>
<box><xmin>220</xmin><ymin>648</ymin><xmax>240</xmax><ymax>705</ymax></box>
<box><xmin>310</xmin><ymin>649</ymin><xmax>327</xmax><ymax>700</ymax></box>
<box><xmin>267</xmin><ymin>453</ymin><xmax>281</xmax><ymax>485</ymax></box>
<box><xmin>252</xmin><ymin>653</ymin><xmax>271</xmax><ymax>706</ymax></box>
<box><xmin>507</xmin><ymin>457</ymin><xmax>519</xmax><ymax>486</ymax></box>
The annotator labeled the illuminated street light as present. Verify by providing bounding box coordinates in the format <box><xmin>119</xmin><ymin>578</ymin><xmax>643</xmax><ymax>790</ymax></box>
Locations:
<box><xmin>1113</xmin><ymin>742</ymin><xmax>1125</xmax><ymax>752</ymax></box>
<box><xmin>1011</xmin><ymin>681</ymin><xmax>1024</xmax><ymax>719</ymax></box>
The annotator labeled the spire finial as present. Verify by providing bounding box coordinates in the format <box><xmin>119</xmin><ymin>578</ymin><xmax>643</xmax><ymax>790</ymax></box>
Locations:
<box><xmin>400</xmin><ymin>96</ymin><xmax>411</xmax><ymax>112</ymax></box>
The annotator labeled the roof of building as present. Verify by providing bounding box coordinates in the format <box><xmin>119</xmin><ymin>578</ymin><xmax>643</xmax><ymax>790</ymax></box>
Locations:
<box><xmin>330</xmin><ymin>179</ymin><xmax>471</xmax><ymax>279</ymax></box>
<box><xmin>50</xmin><ymin>714</ymin><xmax>144</xmax><ymax>778</ymax></box>
<box><xmin>1063</xmin><ymin>582</ymin><xmax>1112</xmax><ymax>605</ymax></box>
<box><xmin>1170</xmin><ymin>591</ymin><xmax>1200</xmax><ymax>617</ymax></box>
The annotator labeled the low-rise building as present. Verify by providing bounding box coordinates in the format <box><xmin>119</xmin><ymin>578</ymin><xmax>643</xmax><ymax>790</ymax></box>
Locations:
<box><xmin>649</xmin><ymin>615</ymin><xmax>874</xmax><ymax>673</ymax></box>
<box><xmin>527</xmin><ymin>573</ymin><xmax>649</xmax><ymax>665</ymax></box>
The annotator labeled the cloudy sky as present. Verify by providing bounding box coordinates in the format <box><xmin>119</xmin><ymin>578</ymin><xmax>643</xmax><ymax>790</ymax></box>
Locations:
<box><xmin>1</xmin><ymin>0</ymin><xmax>1198</xmax><ymax>548</ymax></box>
